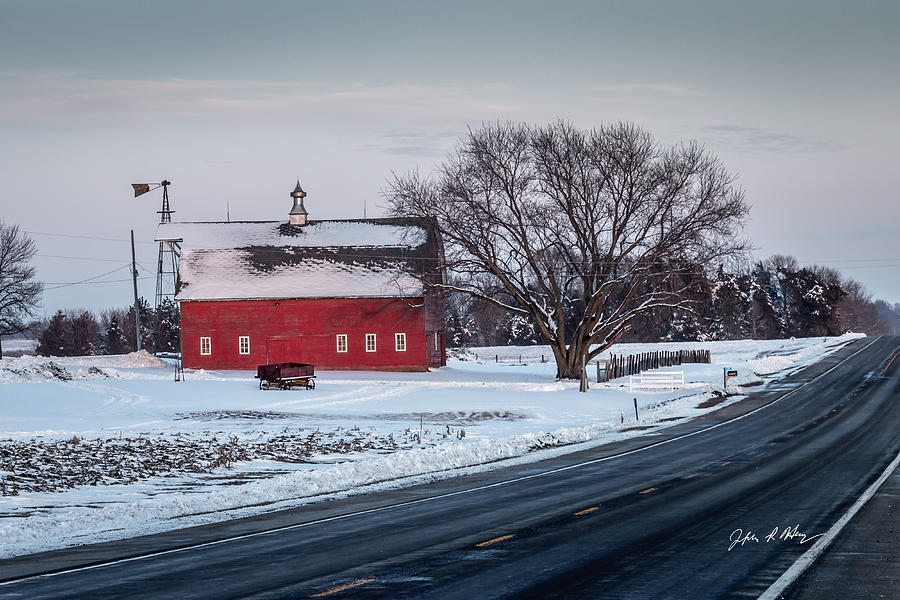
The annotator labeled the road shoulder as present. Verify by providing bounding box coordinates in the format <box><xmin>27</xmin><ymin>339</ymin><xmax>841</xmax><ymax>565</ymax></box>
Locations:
<box><xmin>784</xmin><ymin>440</ymin><xmax>900</xmax><ymax>599</ymax></box>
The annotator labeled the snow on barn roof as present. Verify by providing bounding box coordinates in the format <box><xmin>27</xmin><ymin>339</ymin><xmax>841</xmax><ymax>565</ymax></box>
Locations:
<box><xmin>155</xmin><ymin>219</ymin><xmax>437</xmax><ymax>302</ymax></box>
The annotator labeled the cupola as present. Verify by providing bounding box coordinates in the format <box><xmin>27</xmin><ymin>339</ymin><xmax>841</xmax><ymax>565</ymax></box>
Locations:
<box><xmin>289</xmin><ymin>180</ymin><xmax>308</xmax><ymax>225</ymax></box>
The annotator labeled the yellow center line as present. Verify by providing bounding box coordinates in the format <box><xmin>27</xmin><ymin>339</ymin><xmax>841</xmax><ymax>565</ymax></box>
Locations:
<box><xmin>639</xmin><ymin>487</ymin><xmax>658</xmax><ymax>494</ymax></box>
<box><xmin>681</xmin><ymin>473</ymin><xmax>699</xmax><ymax>479</ymax></box>
<box><xmin>310</xmin><ymin>577</ymin><xmax>375</xmax><ymax>597</ymax></box>
<box><xmin>574</xmin><ymin>506</ymin><xmax>600</xmax><ymax>516</ymax></box>
<box><xmin>798</xmin><ymin>427</ymin><xmax>806</xmax><ymax>431</ymax></box>
<box><xmin>476</xmin><ymin>534</ymin><xmax>516</xmax><ymax>548</ymax></box>
<box><xmin>720</xmin><ymin>461</ymin><xmax>731</xmax><ymax>466</ymax></box>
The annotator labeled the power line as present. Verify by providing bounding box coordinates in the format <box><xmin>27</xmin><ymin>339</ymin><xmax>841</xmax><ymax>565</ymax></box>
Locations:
<box><xmin>43</xmin><ymin>264</ymin><xmax>132</xmax><ymax>290</ymax></box>
<box><xmin>44</xmin><ymin>276</ymin><xmax>155</xmax><ymax>290</ymax></box>
<box><xmin>26</xmin><ymin>230</ymin><xmax>157</xmax><ymax>245</ymax></box>
<box><xmin>37</xmin><ymin>254</ymin><xmax>154</xmax><ymax>267</ymax></box>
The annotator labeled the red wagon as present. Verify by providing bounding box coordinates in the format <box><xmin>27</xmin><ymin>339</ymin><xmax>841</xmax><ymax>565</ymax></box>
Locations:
<box><xmin>256</xmin><ymin>362</ymin><xmax>316</xmax><ymax>390</ymax></box>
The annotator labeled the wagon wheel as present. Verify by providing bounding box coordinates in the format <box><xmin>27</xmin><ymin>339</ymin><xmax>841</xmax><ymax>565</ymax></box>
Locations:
<box><xmin>307</xmin><ymin>379</ymin><xmax>316</xmax><ymax>390</ymax></box>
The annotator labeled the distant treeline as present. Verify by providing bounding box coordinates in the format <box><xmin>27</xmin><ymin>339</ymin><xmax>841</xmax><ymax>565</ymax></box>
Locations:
<box><xmin>32</xmin><ymin>298</ymin><xmax>179</xmax><ymax>357</ymax></box>
<box><xmin>446</xmin><ymin>255</ymin><xmax>900</xmax><ymax>347</ymax></box>
<box><xmin>27</xmin><ymin>254</ymin><xmax>900</xmax><ymax>356</ymax></box>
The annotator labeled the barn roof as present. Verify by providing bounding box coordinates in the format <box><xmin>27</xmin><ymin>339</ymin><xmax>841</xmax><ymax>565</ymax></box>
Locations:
<box><xmin>155</xmin><ymin>219</ymin><xmax>439</xmax><ymax>302</ymax></box>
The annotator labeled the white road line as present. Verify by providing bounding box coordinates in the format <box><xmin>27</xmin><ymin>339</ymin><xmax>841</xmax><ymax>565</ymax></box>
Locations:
<box><xmin>0</xmin><ymin>337</ymin><xmax>881</xmax><ymax>587</ymax></box>
<box><xmin>758</xmin><ymin>446</ymin><xmax>900</xmax><ymax>600</ymax></box>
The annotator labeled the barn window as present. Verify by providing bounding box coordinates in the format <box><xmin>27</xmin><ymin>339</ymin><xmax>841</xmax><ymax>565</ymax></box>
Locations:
<box><xmin>200</xmin><ymin>336</ymin><xmax>211</xmax><ymax>355</ymax></box>
<box><xmin>336</xmin><ymin>334</ymin><xmax>348</xmax><ymax>353</ymax></box>
<box><xmin>238</xmin><ymin>336</ymin><xmax>250</xmax><ymax>355</ymax></box>
<box><xmin>395</xmin><ymin>333</ymin><xmax>406</xmax><ymax>352</ymax></box>
<box><xmin>433</xmin><ymin>332</ymin><xmax>439</xmax><ymax>351</ymax></box>
<box><xmin>365</xmin><ymin>333</ymin><xmax>377</xmax><ymax>352</ymax></box>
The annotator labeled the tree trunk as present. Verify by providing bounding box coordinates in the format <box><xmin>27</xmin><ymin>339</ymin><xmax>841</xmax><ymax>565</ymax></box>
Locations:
<box><xmin>559</xmin><ymin>364</ymin><xmax>583</xmax><ymax>379</ymax></box>
<box><xmin>554</xmin><ymin>339</ymin><xmax>590</xmax><ymax>380</ymax></box>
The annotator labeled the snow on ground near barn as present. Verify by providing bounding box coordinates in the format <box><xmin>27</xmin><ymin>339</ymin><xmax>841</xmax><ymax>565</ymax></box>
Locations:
<box><xmin>0</xmin><ymin>335</ymin><xmax>863</xmax><ymax>557</ymax></box>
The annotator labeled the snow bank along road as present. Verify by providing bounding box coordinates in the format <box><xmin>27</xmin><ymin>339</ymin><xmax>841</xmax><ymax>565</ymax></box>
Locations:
<box><xmin>1</xmin><ymin>336</ymin><xmax>898</xmax><ymax>599</ymax></box>
<box><xmin>2</xmin><ymin>336</ymin><xmax>852</xmax><ymax>556</ymax></box>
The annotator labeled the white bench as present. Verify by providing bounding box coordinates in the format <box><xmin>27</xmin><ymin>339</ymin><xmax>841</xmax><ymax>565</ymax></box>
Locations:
<box><xmin>629</xmin><ymin>370</ymin><xmax>684</xmax><ymax>392</ymax></box>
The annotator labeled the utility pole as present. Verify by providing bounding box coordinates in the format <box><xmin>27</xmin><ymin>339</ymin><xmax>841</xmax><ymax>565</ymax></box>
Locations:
<box><xmin>131</xmin><ymin>230</ymin><xmax>142</xmax><ymax>351</ymax></box>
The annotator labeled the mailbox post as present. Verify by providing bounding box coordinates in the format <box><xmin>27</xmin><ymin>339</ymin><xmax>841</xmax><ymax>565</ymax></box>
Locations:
<box><xmin>723</xmin><ymin>367</ymin><xmax>738</xmax><ymax>392</ymax></box>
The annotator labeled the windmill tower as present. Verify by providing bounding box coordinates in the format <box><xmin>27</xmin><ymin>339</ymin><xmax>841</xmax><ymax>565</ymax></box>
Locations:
<box><xmin>132</xmin><ymin>180</ymin><xmax>180</xmax><ymax>309</ymax></box>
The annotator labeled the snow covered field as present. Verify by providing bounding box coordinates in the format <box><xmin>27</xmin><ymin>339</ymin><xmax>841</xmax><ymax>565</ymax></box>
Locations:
<box><xmin>0</xmin><ymin>334</ymin><xmax>862</xmax><ymax>558</ymax></box>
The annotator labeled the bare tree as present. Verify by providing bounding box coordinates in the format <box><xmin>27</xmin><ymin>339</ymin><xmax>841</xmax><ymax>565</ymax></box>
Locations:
<box><xmin>0</xmin><ymin>221</ymin><xmax>43</xmax><ymax>359</ymax></box>
<box><xmin>386</xmin><ymin>121</ymin><xmax>749</xmax><ymax>378</ymax></box>
<box><xmin>838</xmin><ymin>277</ymin><xmax>887</xmax><ymax>334</ymax></box>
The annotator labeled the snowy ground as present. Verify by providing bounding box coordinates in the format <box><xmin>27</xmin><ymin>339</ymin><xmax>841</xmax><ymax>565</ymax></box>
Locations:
<box><xmin>0</xmin><ymin>334</ymin><xmax>863</xmax><ymax>558</ymax></box>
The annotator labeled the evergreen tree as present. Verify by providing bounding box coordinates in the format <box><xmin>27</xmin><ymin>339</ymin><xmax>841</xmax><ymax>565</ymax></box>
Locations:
<box><xmin>778</xmin><ymin>266</ymin><xmax>846</xmax><ymax>337</ymax></box>
<box><xmin>154</xmin><ymin>298</ymin><xmax>181</xmax><ymax>353</ymax></box>
<box><xmin>505</xmin><ymin>313</ymin><xmax>541</xmax><ymax>345</ymax></box>
<box><xmin>104</xmin><ymin>315</ymin><xmax>128</xmax><ymax>355</ymax></box>
<box><xmin>35</xmin><ymin>311</ymin><xmax>71</xmax><ymax>356</ymax></box>
<box><xmin>709</xmin><ymin>266</ymin><xmax>752</xmax><ymax>340</ymax></box>
<box><xmin>666</xmin><ymin>262</ymin><xmax>714</xmax><ymax>341</ymax></box>
<box><xmin>748</xmin><ymin>263</ymin><xmax>784</xmax><ymax>339</ymax></box>
<box><xmin>123</xmin><ymin>298</ymin><xmax>154</xmax><ymax>352</ymax></box>
<box><xmin>70</xmin><ymin>310</ymin><xmax>100</xmax><ymax>356</ymax></box>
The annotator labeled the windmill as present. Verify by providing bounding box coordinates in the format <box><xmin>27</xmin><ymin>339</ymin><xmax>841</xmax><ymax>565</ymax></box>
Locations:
<box><xmin>132</xmin><ymin>180</ymin><xmax>180</xmax><ymax>309</ymax></box>
<box><xmin>133</xmin><ymin>180</ymin><xmax>184</xmax><ymax>380</ymax></box>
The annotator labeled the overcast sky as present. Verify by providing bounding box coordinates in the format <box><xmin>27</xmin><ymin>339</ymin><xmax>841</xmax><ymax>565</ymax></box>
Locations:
<box><xmin>1</xmin><ymin>0</ymin><xmax>898</xmax><ymax>315</ymax></box>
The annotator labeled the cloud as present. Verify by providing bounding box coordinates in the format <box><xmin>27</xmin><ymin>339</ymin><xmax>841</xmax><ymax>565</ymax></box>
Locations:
<box><xmin>356</xmin><ymin>128</ymin><xmax>462</xmax><ymax>158</ymax></box>
<box><xmin>0</xmin><ymin>71</ymin><xmax>533</xmax><ymax>125</ymax></box>
<box><xmin>699</xmin><ymin>124</ymin><xmax>841</xmax><ymax>153</ymax></box>
<box><xmin>583</xmin><ymin>83</ymin><xmax>703</xmax><ymax>98</ymax></box>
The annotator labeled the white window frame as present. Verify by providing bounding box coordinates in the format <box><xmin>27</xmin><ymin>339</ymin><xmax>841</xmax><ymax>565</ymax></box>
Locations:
<box><xmin>336</xmin><ymin>334</ymin><xmax>348</xmax><ymax>353</ymax></box>
<box><xmin>395</xmin><ymin>332</ymin><xmax>406</xmax><ymax>352</ymax></box>
<box><xmin>365</xmin><ymin>333</ymin><xmax>377</xmax><ymax>353</ymax></box>
<box><xmin>238</xmin><ymin>335</ymin><xmax>250</xmax><ymax>355</ymax></box>
<box><xmin>200</xmin><ymin>336</ymin><xmax>211</xmax><ymax>356</ymax></box>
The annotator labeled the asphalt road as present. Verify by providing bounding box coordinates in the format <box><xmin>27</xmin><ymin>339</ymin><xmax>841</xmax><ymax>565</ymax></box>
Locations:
<box><xmin>785</xmin><ymin>465</ymin><xmax>900</xmax><ymax>599</ymax></box>
<box><xmin>2</xmin><ymin>336</ymin><xmax>898</xmax><ymax>600</ymax></box>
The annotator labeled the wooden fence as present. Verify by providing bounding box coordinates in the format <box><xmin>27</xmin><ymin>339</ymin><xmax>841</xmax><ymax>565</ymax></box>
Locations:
<box><xmin>603</xmin><ymin>349</ymin><xmax>710</xmax><ymax>382</ymax></box>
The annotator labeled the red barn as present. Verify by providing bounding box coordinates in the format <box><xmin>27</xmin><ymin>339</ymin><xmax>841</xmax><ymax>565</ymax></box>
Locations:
<box><xmin>156</xmin><ymin>183</ymin><xmax>445</xmax><ymax>371</ymax></box>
